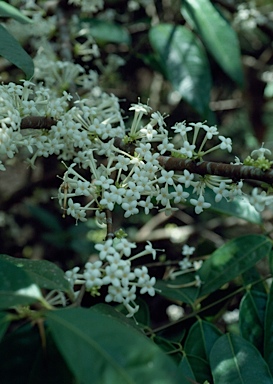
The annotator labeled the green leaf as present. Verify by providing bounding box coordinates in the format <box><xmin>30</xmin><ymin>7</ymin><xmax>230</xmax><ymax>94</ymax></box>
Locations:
<box><xmin>198</xmin><ymin>235</ymin><xmax>271</xmax><ymax>297</ymax></box>
<box><xmin>264</xmin><ymin>283</ymin><xmax>273</xmax><ymax>374</ymax></box>
<box><xmin>186</xmin><ymin>355</ymin><xmax>212</xmax><ymax>383</ymax></box>
<box><xmin>0</xmin><ymin>311</ymin><xmax>10</xmax><ymax>342</ymax></box>
<box><xmin>239</xmin><ymin>289</ymin><xmax>267</xmax><ymax>352</ymax></box>
<box><xmin>0</xmin><ymin>24</ymin><xmax>34</xmax><ymax>78</ymax></box>
<box><xmin>0</xmin><ymin>323</ymin><xmax>42</xmax><ymax>384</ymax></box>
<box><xmin>0</xmin><ymin>1</ymin><xmax>32</xmax><ymax>23</ymax></box>
<box><xmin>29</xmin><ymin>330</ymin><xmax>75</xmax><ymax>384</ymax></box>
<box><xmin>26</xmin><ymin>204</ymin><xmax>63</xmax><ymax>232</ymax></box>
<box><xmin>181</xmin><ymin>0</ymin><xmax>244</xmax><ymax>86</ymax></box>
<box><xmin>0</xmin><ymin>255</ymin><xmax>71</xmax><ymax>293</ymax></box>
<box><xmin>47</xmin><ymin>307</ymin><xmax>180</xmax><ymax>384</ymax></box>
<box><xmin>156</xmin><ymin>272</ymin><xmax>200</xmax><ymax>306</ymax></box>
<box><xmin>177</xmin><ymin>355</ymin><xmax>196</xmax><ymax>383</ymax></box>
<box><xmin>202</xmin><ymin>188</ymin><xmax>261</xmax><ymax>224</ymax></box>
<box><xmin>149</xmin><ymin>23</ymin><xmax>212</xmax><ymax>117</ymax></box>
<box><xmin>184</xmin><ymin>319</ymin><xmax>222</xmax><ymax>361</ymax></box>
<box><xmin>210</xmin><ymin>333</ymin><xmax>273</xmax><ymax>383</ymax></box>
<box><xmin>0</xmin><ymin>259</ymin><xmax>42</xmax><ymax>309</ymax></box>
<box><xmin>80</xmin><ymin>18</ymin><xmax>131</xmax><ymax>45</ymax></box>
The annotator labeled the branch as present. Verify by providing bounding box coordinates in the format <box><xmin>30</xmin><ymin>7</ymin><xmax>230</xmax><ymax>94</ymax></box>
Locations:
<box><xmin>158</xmin><ymin>156</ymin><xmax>273</xmax><ymax>184</ymax></box>
<box><xmin>19</xmin><ymin>117</ymin><xmax>273</xmax><ymax>185</ymax></box>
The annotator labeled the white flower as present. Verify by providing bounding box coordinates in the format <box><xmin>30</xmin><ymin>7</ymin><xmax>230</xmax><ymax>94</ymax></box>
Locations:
<box><xmin>171</xmin><ymin>184</ymin><xmax>189</xmax><ymax>204</ymax></box>
<box><xmin>179</xmin><ymin>141</ymin><xmax>196</xmax><ymax>158</ymax></box>
<box><xmin>213</xmin><ymin>181</ymin><xmax>229</xmax><ymax>202</ymax></box>
<box><xmin>190</xmin><ymin>195</ymin><xmax>211</xmax><ymax>214</ymax></box>
<box><xmin>182</xmin><ymin>244</ymin><xmax>195</xmax><ymax>257</ymax></box>
<box><xmin>95</xmin><ymin>239</ymin><xmax>115</xmax><ymax>260</ymax></box>
<box><xmin>157</xmin><ymin>137</ymin><xmax>174</xmax><ymax>154</ymax></box>
<box><xmin>251</xmin><ymin>145</ymin><xmax>271</xmax><ymax>159</ymax></box>
<box><xmin>178</xmin><ymin>169</ymin><xmax>195</xmax><ymax>188</ymax></box>
<box><xmin>157</xmin><ymin>169</ymin><xmax>175</xmax><ymax>185</ymax></box>
<box><xmin>219</xmin><ymin>136</ymin><xmax>232</xmax><ymax>152</ymax></box>
<box><xmin>134</xmin><ymin>266</ymin><xmax>150</xmax><ymax>285</ymax></box>
<box><xmin>138</xmin><ymin>196</ymin><xmax>154</xmax><ymax>214</ymax></box>
<box><xmin>179</xmin><ymin>257</ymin><xmax>192</xmax><ymax>270</ymax></box>
<box><xmin>140</xmin><ymin>276</ymin><xmax>156</xmax><ymax>296</ymax></box>
<box><xmin>115</xmin><ymin>238</ymin><xmax>137</xmax><ymax>257</ymax></box>
<box><xmin>203</xmin><ymin>125</ymin><xmax>218</xmax><ymax>139</ymax></box>
<box><xmin>100</xmin><ymin>191</ymin><xmax>115</xmax><ymax>211</ymax></box>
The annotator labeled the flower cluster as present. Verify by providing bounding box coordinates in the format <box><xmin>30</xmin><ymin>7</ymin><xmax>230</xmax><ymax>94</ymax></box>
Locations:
<box><xmin>167</xmin><ymin>245</ymin><xmax>203</xmax><ymax>289</ymax></box>
<box><xmin>57</xmin><ymin>102</ymin><xmax>243</xmax><ymax>223</ymax></box>
<box><xmin>65</xmin><ymin>238</ymin><xmax>158</xmax><ymax>317</ymax></box>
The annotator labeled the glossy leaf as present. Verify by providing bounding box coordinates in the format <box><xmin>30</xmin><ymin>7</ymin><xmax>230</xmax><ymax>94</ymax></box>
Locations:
<box><xmin>202</xmin><ymin>188</ymin><xmax>261</xmax><ymax>224</ymax></box>
<box><xmin>156</xmin><ymin>272</ymin><xmax>200</xmax><ymax>306</ymax></box>
<box><xmin>181</xmin><ymin>0</ymin><xmax>244</xmax><ymax>85</ymax></box>
<box><xmin>80</xmin><ymin>18</ymin><xmax>131</xmax><ymax>45</ymax></box>
<box><xmin>0</xmin><ymin>24</ymin><xmax>34</xmax><ymax>78</ymax></box>
<box><xmin>0</xmin><ymin>259</ymin><xmax>42</xmax><ymax>309</ymax></box>
<box><xmin>29</xmin><ymin>330</ymin><xmax>75</xmax><ymax>384</ymax></box>
<box><xmin>177</xmin><ymin>355</ymin><xmax>196</xmax><ymax>383</ymax></box>
<box><xmin>0</xmin><ymin>1</ymin><xmax>32</xmax><ymax>23</ymax></box>
<box><xmin>0</xmin><ymin>311</ymin><xmax>10</xmax><ymax>342</ymax></box>
<box><xmin>184</xmin><ymin>186</ymin><xmax>261</xmax><ymax>224</ymax></box>
<box><xmin>0</xmin><ymin>323</ymin><xmax>42</xmax><ymax>384</ymax></box>
<box><xmin>0</xmin><ymin>255</ymin><xmax>71</xmax><ymax>293</ymax></box>
<box><xmin>210</xmin><ymin>333</ymin><xmax>273</xmax><ymax>383</ymax></box>
<box><xmin>184</xmin><ymin>319</ymin><xmax>222</xmax><ymax>361</ymax></box>
<box><xmin>239</xmin><ymin>289</ymin><xmax>267</xmax><ymax>352</ymax></box>
<box><xmin>264</xmin><ymin>283</ymin><xmax>273</xmax><ymax>374</ymax></box>
<box><xmin>186</xmin><ymin>355</ymin><xmax>212</xmax><ymax>383</ymax></box>
<box><xmin>198</xmin><ymin>235</ymin><xmax>271</xmax><ymax>297</ymax></box>
<box><xmin>149</xmin><ymin>23</ymin><xmax>212</xmax><ymax>117</ymax></box>
<box><xmin>47</xmin><ymin>307</ymin><xmax>180</xmax><ymax>384</ymax></box>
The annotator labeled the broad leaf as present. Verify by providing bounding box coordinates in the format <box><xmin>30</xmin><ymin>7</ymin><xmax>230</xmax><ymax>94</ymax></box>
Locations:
<box><xmin>177</xmin><ymin>355</ymin><xmax>196</xmax><ymax>383</ymax></box>
<box><xmin>0</xmin><ymin>259</ymin><xmax>42</xmax><ymax>309</ymax></box>
<box><xmin>202</xmin><ymin>188</ymin><xmax>261</xmax><ymax>224</ymax></box>
<box><xmin>149</xmin><ymin>23</ymin><xmax>212</xmax><ymax>117</ymax></box>
<box><xmin>28</xmin><ymin>330</ymin><xmax>75</xmax><ymax>384</ymax></box>
<box><xmin>239</xmin><ymin>289</ymin><xmax>267</xmax><ymax>352</ymax></box>
<box><xmin>0</xmin><ymin>323</ymin><xmax>42</xmax><ymax>384</ymax></box>
<box><xmin>80</xmin><ymin>18</ymin><xmax>131</xmax><ymax>45</ymax></box>
<box><xmin>198</xmin><ymin>235</ymin><xmax>271</xmax><ymax>297</ymax></box>
<box><xmin>184</xmin><ymin>319</ymin><xmax>222</xmax><ymax>361</ymax></box>
<box><xmin>210</xmin><ymin>333</ymin><xmax>273</xmax><ymax>383</ymax></box>
<box><xmin>0</xmin><ymin>1</ymin><xmax>32</xmax><ymax>23</ymax></box>
<box><xmin>156</xmin><ymin>272</ymin><xmax>200</xmax><ymax>306</ymax></box>
<box><xmin>0</xmin><ymin>24</ymin><xmax>34</xmax><ymax>78</ymax></box>
<box><xmin>47</xmin><ymin>307</ymin><xmax>180</xmax><ymax>384</ymax></box>
<box><xmin>186</xmin><ymin>355</ymin><xmax>212</xmax><ymax>383</ymax></box>
<box><xmin>0</xmin><ymin>255</ymin><xmax>71</xmax><ymax>293</ymax></box>
<box><xmin>264</xmin><ymin>283</ymin><xmax>273</xmax><ymax>374</ymax></box>
<box><xmin>181</xmin><ymin>0</ymin><xmax>244</xmax><ymax>85</ymax></box>
<box><xmin>0</xmin><ymin>311</ymin><xmax>10</xmax><ymax>342</ymax></box>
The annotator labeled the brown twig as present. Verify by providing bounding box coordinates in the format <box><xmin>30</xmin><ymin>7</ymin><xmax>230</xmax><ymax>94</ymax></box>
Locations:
<box><xmin>19</xmin><ymin>117</ymin><xmax>273</xmax><ymax>185</ymax></box>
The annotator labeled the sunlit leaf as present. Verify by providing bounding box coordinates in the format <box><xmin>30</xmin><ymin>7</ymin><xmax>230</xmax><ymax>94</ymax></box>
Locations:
<box><xmin>239</xmin><ymin>289</ymin><xmax>267</xmax><ymax>352</ymax></box>
<box><xmin>198</xmin><ymin>235</ymin><xmax>271</xmax><ymax>297</ymax></box>
<box><xmin>0</xmin><ymin>24</ymin><xmax>34</xmax><ymax>78</ymax></box>
<box><xmin>184</xmin><ymin>319</ymin><xmax>222</xmax><ymax>361</ymax></box>
<box><xmin>181</xmin><ymin>0</ymin><xmax>243</xmax><ymax>85</ymax></box>
<box><xmin>0</xmin><ymin>259</ymin><xmax>41</xmax><ymax>309</ymax></box>
<box><xmin>80</xmin><ymin>18</ymin><xmax>131</xmax><ymax>45</ymax></box>
<box><xmin>0</xmin><ymin>255</ymin><xmax>71</xmax><ymax>293</ymax></box>
<box><xmin>149</xmin><ymin>23</ymin><xmax>212</xmax><ymax>118</ymax></box>
<box><xmin>0</xmin><ymin>1</ymin><xmax>32</xmax><ymax>23</ymax></box>
<box><xmin>47</xmin><ymin>307</ymin><xmax>180</xmax><ymax>384</ymax></box>
<box><xmin>210</xmin><ymin>333</ymin><xmax>273</xmax><ymax>383</ymax></box>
